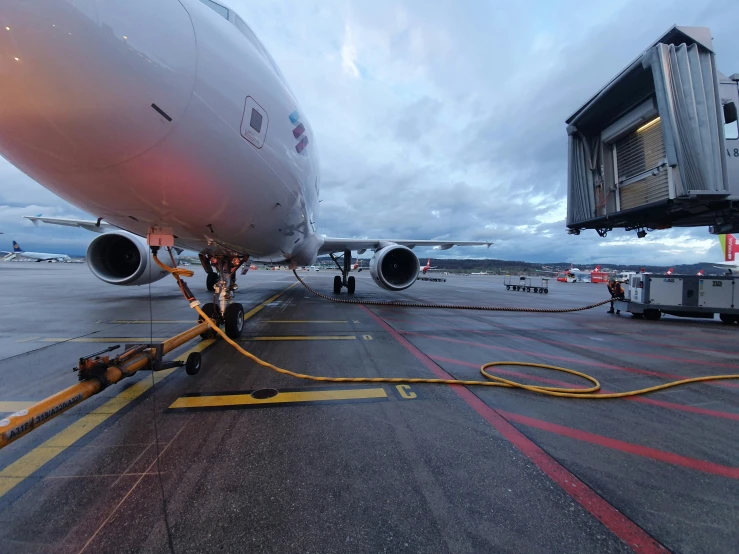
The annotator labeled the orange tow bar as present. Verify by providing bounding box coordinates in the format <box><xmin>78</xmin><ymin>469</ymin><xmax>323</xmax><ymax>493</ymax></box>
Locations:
<box><xmin>0</xmin><ymin>323</ymin><xmax>209</xmax><ymax>449</ymax></box>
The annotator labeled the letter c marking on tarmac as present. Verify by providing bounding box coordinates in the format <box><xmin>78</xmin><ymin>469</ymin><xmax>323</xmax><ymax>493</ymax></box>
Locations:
<box><xmin>396</xmin><ymin>385</ymin><xmax>417</xmax><ymax>399</ymax></box>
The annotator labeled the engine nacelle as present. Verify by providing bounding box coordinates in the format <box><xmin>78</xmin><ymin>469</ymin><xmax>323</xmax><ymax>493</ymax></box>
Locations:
<box><xmin>369</xmin><ymin>245</ymin><xmax>419</xmax><ymax>291</ymax></box>
<box><xmin>86</xmin><ymin>231</ymin><xmax>178</xmax><ymax>286</ymax></box>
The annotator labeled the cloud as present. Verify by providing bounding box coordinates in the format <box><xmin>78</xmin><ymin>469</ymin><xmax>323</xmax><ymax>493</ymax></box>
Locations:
<box><xmin>1</xmin><ymin>0</ymin><xmax>738</xmax><ymax>264</ymax></box>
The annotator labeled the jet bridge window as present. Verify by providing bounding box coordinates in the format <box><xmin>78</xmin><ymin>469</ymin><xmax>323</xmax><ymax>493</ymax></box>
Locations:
<box><xmin>199</xmin><ymin>0</ymin><xmax>228</xmax><ymax>19</ymax></box>
<box><xmin>725</xmin><ymin>102</ymin><xmax>738</xmax><ymax>140</ymax></box>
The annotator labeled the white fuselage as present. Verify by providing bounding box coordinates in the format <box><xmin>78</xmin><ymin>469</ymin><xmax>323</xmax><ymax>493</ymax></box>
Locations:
<box><xmin>0</xmin><ymin>0</ymin><xmax>321</xmax><ymax>265</ymax></box>
<box><xmin>12</xmin><ymin>251</ymin><xmax>70</xmax><ymax>262</ymax></box>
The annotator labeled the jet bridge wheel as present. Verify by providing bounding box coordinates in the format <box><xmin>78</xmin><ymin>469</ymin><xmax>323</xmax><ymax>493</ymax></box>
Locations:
<box><xmin>333</xmin><ymin>275</ymin><xmax>342</xmax><ymax>294</ymax></box>
<box><xmin>347</xmin><ymin>276</ymin><xmax>356</xmax><ymax>294</ymax></box>
<box><xmin>198</xmin><ymin>303</ymin><xmax>220</xmax><ymax>339</ymax></box>
<box><xmin>206</xmin><ymin>272</ymin><xmax>218</xmax><ymax>292</ymax></box>
<box><xmin>224</xmin><ymin>303</ymin><xmax>245</xmax><ymax>338</ymax></box>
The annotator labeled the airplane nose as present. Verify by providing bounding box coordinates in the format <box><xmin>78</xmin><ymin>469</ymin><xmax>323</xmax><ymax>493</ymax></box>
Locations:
<box><xmin>0</xmin><ymin>0</ymin><xmax>196</xmax><ymax>174</ymax></box>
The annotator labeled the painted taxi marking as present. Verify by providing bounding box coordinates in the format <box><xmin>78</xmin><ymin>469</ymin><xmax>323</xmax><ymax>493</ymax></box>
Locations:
<box><xmin>169</xmin><ymin>387</ymin><xmax>389</xmax><ymax>411</ymax></box>
<box><xmin>0</xmin><ymin>401</ymin><xmax>35</xmax><ymax>413</ymax></box>
<box><xmin>266</xmin><ymin>320</ymin><xmax>348</xmax><ymax>324</ymax></box>
<box><xmin>240</xmin><ymin>335</ymin><xmax>356</xmax><ymax>341</ymax></box>
<box><xmin>40</xmin><ymin>338</ymin><xmax>169</xmax><ymax>343</ymax></box>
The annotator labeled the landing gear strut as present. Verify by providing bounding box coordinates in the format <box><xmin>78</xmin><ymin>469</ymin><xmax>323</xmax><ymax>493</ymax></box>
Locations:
<box><xmin>199</xmin><ymin>254</ymin><xmax>249</xmax><ymax>338</ymax></box>
<box><xmin>200</xmin><ymin>253</ymin><xmax>218</xmax><ymax>292</ymax></box>
<box><xmin>330</xmin><ymin>250</ymin><xmax>355</xmax><ymax>294</ymax></box>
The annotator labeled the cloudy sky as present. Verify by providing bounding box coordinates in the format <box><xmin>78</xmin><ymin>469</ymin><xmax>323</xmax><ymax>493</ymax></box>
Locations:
<box><xmin>2</xmin><ymin>0</ymin><xmax>738</xmax><ymax>264</ymax></box>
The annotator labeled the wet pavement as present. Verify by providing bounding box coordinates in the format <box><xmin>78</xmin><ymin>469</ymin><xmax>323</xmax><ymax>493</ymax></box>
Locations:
<box><xmin>0</xmin><ymin>263</ymin><xmax>737</xmax><ymax>553</ymax></box>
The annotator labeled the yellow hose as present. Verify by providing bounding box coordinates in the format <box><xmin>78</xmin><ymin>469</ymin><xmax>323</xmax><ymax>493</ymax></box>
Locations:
<box><xmin>154</xmin><ymin>255</ymin><xmax>739</xmax><ymax>398</ymax></box>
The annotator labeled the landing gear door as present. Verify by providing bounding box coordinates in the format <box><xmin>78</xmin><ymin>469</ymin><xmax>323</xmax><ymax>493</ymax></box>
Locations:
<box><xmin>240</xmin><ymin>96</ymin><xmax>268</xmax><ymax>149</ymax></box>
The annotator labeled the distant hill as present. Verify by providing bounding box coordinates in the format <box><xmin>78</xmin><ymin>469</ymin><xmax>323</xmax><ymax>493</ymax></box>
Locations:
<box><xmin>315</xmin><ymin>257</ymin><xmax>718</xmax><ymax>275</ymax></box>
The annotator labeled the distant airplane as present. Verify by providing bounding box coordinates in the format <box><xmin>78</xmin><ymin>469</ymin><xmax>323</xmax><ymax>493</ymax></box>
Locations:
<box><xmin>666</xmin><ymin>268</ymin><xmax>674</xmax><ymax>275</ymax></box>
<box><xmin>1</xmin><ymin>241</ymin><xmax>71</xmax><ymax>262</ymax></box>
<box><xmin>697</xmin><ymin>269</ymin><xmax>705</xmax><ymax>276</ymax></box>
<box><xmin>712</xmin><ymin>234</ymin><xmax>739</xmax><ymax>274</ymax></box>
<box><xmin>420</xmin><ymin>259</ymin><xmax>436</xmax><ymax>274</ymax></box>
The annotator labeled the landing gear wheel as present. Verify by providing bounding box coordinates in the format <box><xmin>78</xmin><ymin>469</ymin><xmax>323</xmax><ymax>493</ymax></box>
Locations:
<box><xmin>185</xmin><ymin>352</ymin><xmax>202</xmax><ymax>375</ymax></box>
<box><xmin>206</xmin><ymin>273</ymin><xmax>218</xmax><ymax>292</ymax></box>
<box><xmin>644</xmin><ymin>309</ymin><xmax>662</xmax><ymax>321</ymax></box>
<box><xmin>198</xmin><ymin>303</ymin><xmax>219</xmax><ymax>339</ymax></box>
<box><xmin>333</xmin><ymin>275</ymin><xmax>342</xmax><ymax>294</ymax></box>
<box><xmin>347</xmin><ymin>276</ymin><xmax>356</xmax><ymax>295</ymax></box>
<box><xmin>224</xmin><ymin>303</ymin><xmax>244</xmax><ymax>338</ymax></box>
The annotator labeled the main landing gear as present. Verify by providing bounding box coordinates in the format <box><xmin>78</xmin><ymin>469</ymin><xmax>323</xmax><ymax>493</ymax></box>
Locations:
<box><xmin>198</xmin><ymin>254</ymin><xmax>248</xmax><ymax>339</ymax></box>
<box><xmin>330</xmin><ymin>250</ymin><xmax>355</xmax><ymax>294</ymax></box>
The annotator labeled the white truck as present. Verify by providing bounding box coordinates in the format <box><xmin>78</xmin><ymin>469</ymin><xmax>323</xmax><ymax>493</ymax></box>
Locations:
<box><xmin>617</xmin><ymin>273</ymin><xmax>739</xmax><ymax>323</ymax></box>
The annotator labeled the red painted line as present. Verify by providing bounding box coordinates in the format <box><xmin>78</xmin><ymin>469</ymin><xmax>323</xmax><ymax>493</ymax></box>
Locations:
<box><xmin>403</xmin><ymin>332</ymin><xmax>739</xmax><ymax>389</ymax></box>
<box><xmin>499</xmin><ymin>411</ymin><xmax>739</xmax><ymax>479</ymax></box>
<box><xmin>466</xmin><ymin>329</ymin><xmax>739</xmax><ymax>359</ymax></box>
<box><xmin>521</xmin><ymin>336</ymin><xmax>739</xmax><ymax>370</ymax></box>
<box><xmin>360</xmin><ymin>305</ymin><xmax>667</xmax><ymax>554</ymax></box>
<box><xmin>432</xmin><ymin>356</ymin><xmax>739</xmax><ymax>422</ymax></box>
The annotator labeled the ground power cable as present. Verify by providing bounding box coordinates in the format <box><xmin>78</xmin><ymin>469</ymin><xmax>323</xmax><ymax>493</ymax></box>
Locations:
<box><xmin>148</xmin><ymin>259</ymin><xmax>177</xmax><ymax>554</ymax></box>
<box><xmin>153</xmin><ymin>256</ymin><xmax>739</xmax><ymax>399</ymax></box>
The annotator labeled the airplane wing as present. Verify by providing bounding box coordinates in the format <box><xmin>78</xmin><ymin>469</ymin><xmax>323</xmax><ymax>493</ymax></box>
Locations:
<box><xmin>318</xmin><ymin>238</ymin><xmax>492</xmax><ymax>255</ymax></box>
<box><xmin>24</xmin><ymin>215</ymin><xmax>113</xmax><ymax>234</ymax></box>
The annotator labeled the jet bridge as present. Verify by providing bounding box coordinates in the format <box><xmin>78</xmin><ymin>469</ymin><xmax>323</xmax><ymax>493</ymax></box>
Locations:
<box><xmin>566</xmin><ymin>26</ymin><xmax>739</xmax><ymax>237</ymax></box>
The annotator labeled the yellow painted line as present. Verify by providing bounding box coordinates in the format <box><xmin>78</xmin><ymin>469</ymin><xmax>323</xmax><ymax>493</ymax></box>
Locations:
<box><xmin>243</xmin><ymin>282</ymin><xmax>299</xmax><ymax>320</ymax></box>
<box><xmin>0</xmin><ymin>282</ymin><xmax>297</xmax><ymax>499</ymax></box>
<box><xmin>108</xmin><ymin>320</ymin><xmax>193</xmax><ymax>324</ymax></box>
<box><xmin>40</xmin><ymin>338</ymin><xmax>169</xmax><ymax>343</ymax></box>
<box><xmin>170</xmin><ymin>388</ymin><xmax>388</xmax><ymax>409</ymax></box>
<box><xmin>15</xmin><ymin>337</ymin><xmax>40</xmax><ymax>343</ymax></box>
<box><xmin>242</xmin><ymin>335</ymin><xmax>356</xmax><ymax>341</ymax></box>
<box><xmin>267</xmin><ymin>320</ymin><xmax>347</xmax><ymax>324</ymax></box>
<box><xmin>0</xmin><ymin>401</ymin><xmax>35</xmax><ymax>413</ymax></box>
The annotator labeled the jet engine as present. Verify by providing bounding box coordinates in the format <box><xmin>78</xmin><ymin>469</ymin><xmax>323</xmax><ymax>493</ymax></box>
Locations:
<box><xmin>86</xmin><ymin>231</ymin><xmax>178</xmax><ymax>286</ymax></box>
<box><xmin>369</xmin><ymin>245</ymin><xmax>419</xmax><ymax>291</ymax></box>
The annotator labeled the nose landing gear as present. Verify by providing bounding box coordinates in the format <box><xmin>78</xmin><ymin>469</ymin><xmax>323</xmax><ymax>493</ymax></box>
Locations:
<box><xmin>199</xmin><ymin>254</ymin><xmax>248</xmax><ymax>338</ymax></box>
<box><xmin>330</xmin><ymin>250</ymin><xmax>356</xmax><ymax>295</ymax></box>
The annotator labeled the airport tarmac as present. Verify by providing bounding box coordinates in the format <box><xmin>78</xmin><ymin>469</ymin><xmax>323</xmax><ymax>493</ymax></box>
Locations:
<box><xmin>0</xmin><ymin>264</ymin><xmax>737</xmax><ymax>554</ymax></box>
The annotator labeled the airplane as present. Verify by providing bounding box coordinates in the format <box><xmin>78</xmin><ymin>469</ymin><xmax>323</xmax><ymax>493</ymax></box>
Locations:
<box><xmin>1</xmin><ymin>241</ymin><xmax>71</xmax><ymax>262</ymax></box>
<box><xmin>353</xmin><ymin>259</ymin><xmax>362</xmax><ymax>272</ymax></box>
<box><xmin>0</xmin><ymin>0</ymin><xmax>491</xmax><ymax>338</ymax></box>
<box><xmin>666</xmin><ymin>268</ymin><xmax>674</xmax><ymax>275</ymax></box>
<box><xmin>420</xmin><ymin>259</ymin><xmax>435</xmax><ymax>274</ymax></box>
<box><xmin>711</xmin><ymin>233</ymin><xmax>739</xmax><ymax>274</ymax></box>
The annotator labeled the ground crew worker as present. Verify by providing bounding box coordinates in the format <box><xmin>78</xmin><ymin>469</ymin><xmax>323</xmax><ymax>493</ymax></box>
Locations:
<box><xmin>607</xmin><ymin>279</ymin><xmax>624</xmax><ymax>314</ymax></box>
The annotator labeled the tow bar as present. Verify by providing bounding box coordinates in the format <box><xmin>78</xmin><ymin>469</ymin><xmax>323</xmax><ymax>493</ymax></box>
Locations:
<box><xmin>0</xmin><ymin>323</ymin><xmax>209</xmax><ymax>450</ymax></box>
